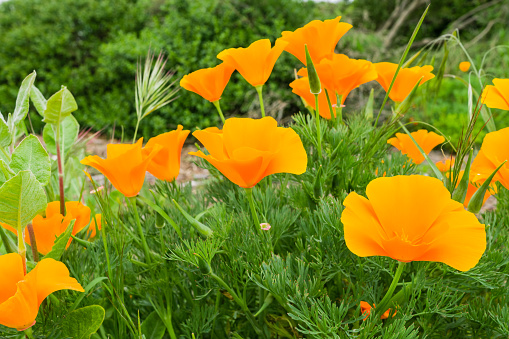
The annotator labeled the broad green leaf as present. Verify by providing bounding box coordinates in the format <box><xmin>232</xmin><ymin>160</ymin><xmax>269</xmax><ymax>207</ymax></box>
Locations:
<box><xmin>0</xmin><ymin>160</ymin><xmax>14</xmax><ymax>185</ymax></box>
<box><xmin>10</xmin><ymin>135</ymin><xmax>51</xmax><ymax>185</ymax></box>
<box><xmin>0</xmin><ymin>116</ymin><xmax>11</xmax><ymax>148</ymax></box>
<box><xmin>42</xmin><ymin>86</ymin><xmax>78</xmax><ymax>125</ymax></box>
<box><xmin>0</xmin><ymin>170</ymin><xmax>47</xmax><ymax>228</ymax></box>
<box><xmin>141</xmin><ymin>311</ymin><xmax>166</xmax><ymax>339</ymax></box>
<box><xmin>43</xmin><ymin>114</ymin><xmax>80</xmax><ymax>155</ymax></box>
<box><xmin>12</xmin><ymin>71</ymin><xmax>36</xmax><ymax>126</ymax></box>
<box><xmin>43</xmin><ymin>220</ymin><xmax>74</xmax><ymax>261</ymax></box>
<box><xmin>61</xmin><ymin>305</ymin><xmax>105</xmax><ymax>339</ymax></box>
<box><xmin>31</xmin><ymin>86</ymin><xmax>47</xmax><ymax>117</ymax></box>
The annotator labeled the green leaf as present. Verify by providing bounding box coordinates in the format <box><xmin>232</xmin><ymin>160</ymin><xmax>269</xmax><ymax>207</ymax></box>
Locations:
<box><xmin>70</xmin><ymin>277</ymin><xmax>108</xmax><ymax>312</ymax></box>
<box><xmin>43</xmin><ymin>220</ymin><xmax>74</xmax><ymax>260</ymax></box>
<box><xmin>42</xmin><ymin>86</ymin><xmax>78</xmax><ymax>125</ymax></box>
<box><xmin>364</xmin><ymin>88</ymin><xmax>374</xmax><ymax>120</ymax></box>
<box><xmin>31</xmin><ymin>86</ymin><xmax>47</xmax><ymax>117</ymax></box>
<box><xmin>61</xmin><ymin>305</ymin><xmax>105</xmax><ymax>339</ymax></box>
<box><xmin>173</xmin><ymin>199</ymin><xmax>213</xmax><ymax>238</ymax></box>
<box><xmin>43</xmin><ymin>114</ymin><xmax>80</xmax><ymax>155</ymax></box>
<box><xmin>139</xmin><ymin>196</ymin><xmax>181</xmax><ymax>237</ymax></box>
<box><xmin>0</xmin><ymin>170</ymin><xmax>47</xmax><ymax>228</ymax></box>
<box><xmin>0</xmin><ymin>116</ymin><xmax>12</xmax><ymax>149</ymax></box>
<box><xmin>10</xmin><ymin>135</ymin><xmax>51</xmax><ymax>185</ymax></box>
<box><xmin>467</xmin><ymin>161</ymin><xmax>506</xmax><ymax>214</ymax></box>
<box><xmin>141</xmin><ymin>311</ymin><xmax>166</xmax><ymax>339</ymax></box>
<box><xmin>12</xmin><ymin>71</ymin><xmax>36</xmax><ymax>126</ymax></box>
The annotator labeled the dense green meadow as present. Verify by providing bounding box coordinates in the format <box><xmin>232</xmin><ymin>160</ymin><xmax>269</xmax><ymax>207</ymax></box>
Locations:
<box><xmin>0</xmin><ymin>1</ymin><xmax>508</xmax><ymax>338</ymax></box>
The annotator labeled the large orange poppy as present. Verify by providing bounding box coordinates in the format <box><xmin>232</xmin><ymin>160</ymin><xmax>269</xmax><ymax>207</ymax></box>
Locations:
<box><xmin>374</xmin><ymin>63</ymin><xmax>435</xmax><ymax>102</ymax></box>
<box><xmin>387</xmin><ymin>130</ymin><xmax>445</xmax><ymax>164</ymax></box>
<box><xmin>341</xmin><ymin>175</ymin><xmax>486</xmax><ymax>271</ymax></box>
<box><xmin>217</xmin><ymin>39</ymin><xmax>288</xmax><ymax>87</ymax></box>
<box><xmin>189</xmin><ymin>117</ymin><xmax>307</xmax><ymax>188</ymax></box>
<box><xmin>144</xmin><ymin>125</ymin><xmax>190</xmax><ymax>182</ymax></box>
<box><xmin>0</xmin><ymin>253</ymin><xmax>83</xmax><ymax>330</ymax></box>
<box><xmin>278</xmin><ymin>16</ymin><xmax>352</xmax><ymax>64</ymax></box>
<box><xmin>180</xmin><ymin>63</ymin><xmax>235</xmax><ymax>102</ymax></box>
<box><xmin>470</xmin><ymin>127</ymin><xmax>509</xmax><ymax>189</ymax></box>
<box><xmin>81</xmin><ymin>139</ymin><xmax>161</xmax><ymax>197</ymax></box>
<box><xmin>481</xmin><ymin>78</ymin><xmax>509</xmax><ymax>111</ymax></box>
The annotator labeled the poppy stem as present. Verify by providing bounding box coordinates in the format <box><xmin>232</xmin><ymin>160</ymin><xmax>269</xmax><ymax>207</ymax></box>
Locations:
<box><xmin>17</xmin><ymin>225</ymin><xmax>27</xmax><ymax>275</ymax></box>
<box><xmin>129</xmin><ymin>197</ymin><xmax>152</xmax><ymax>264</ymax></box>
<box><xmin>314</xmin><ymin>94</ymin><xmax>323</xmax><ymax>158</ymax></box>
<box><xmin>26</xmin><ymin>223</ymin><xmax>39</xmax><ymax>262</ymax></box>
<box><xmin>133</xmin><ymin>119</ymin><xmax>141</xmax><ymax>143</ymax></box>
<box><xmin>244</xmin><ymin>187</ymin><xmax>262</xmax><ymax>235</ymax></box>
<box><xmin>24</xmin><ymin>327</ymin><xmax>35</xmax><ymax>339</ymax></box>
<box><xmin>325</xmin><ymin>88</ymin><xmax>336</xmax><ymax>125</ymax></box>
<box><xmin>255</xmin><ymin>85</ymin><xmax>266</xmax><ymax>118</ymax></box>
<box><xmin>375</xmin><ymin>261</ymin><xmax>406</xmax><ymax>317</ymax></box>
<box><xmin>212</xmin><ymin>100</ymin><xmax>226</xmax><ymax>124</ymax></box>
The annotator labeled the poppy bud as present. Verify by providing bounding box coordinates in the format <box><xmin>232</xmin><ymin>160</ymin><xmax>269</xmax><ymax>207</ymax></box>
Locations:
<box><xmin>195</xmin><ymin>254</ymin><xmax>213</xmax><ymax>275</ymax></box>
<box><xmin>173</xmin><ymin>199</ymin><xmax>213</xmax><ymax>238</ymax></box>
<box><xmin>467</xmin><ymin>160</ymin><xmax>506</xmax><ymax>213</ymax></box>
<box><xmin>304</xmin><ymin>45</ymin><xmax>321</xmax><ymax>95</ymax></box>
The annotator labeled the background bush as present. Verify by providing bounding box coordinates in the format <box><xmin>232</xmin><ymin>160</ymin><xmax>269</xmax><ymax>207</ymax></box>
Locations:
<box><xmin>0</xmin><ymin>0</ymin><xmax>507</xmax><ymax>139</ymax></box>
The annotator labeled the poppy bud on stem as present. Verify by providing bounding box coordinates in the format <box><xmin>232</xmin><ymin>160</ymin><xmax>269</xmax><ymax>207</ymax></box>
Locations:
<box><xmin>305</xmin><ymin>45</ymin><xmax>322</xmax><ymax>158</ymax></box>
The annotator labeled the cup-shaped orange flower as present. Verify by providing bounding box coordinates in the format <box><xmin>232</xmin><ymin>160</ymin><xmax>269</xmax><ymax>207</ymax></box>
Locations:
<box><xmin>143</xmin><ymin>125</ymin><xmax>190</xmax><ymax>182</ymax></box>
<box><xmin>81</xmin><ymin>139</ymin><xmax>161</xmax><ymax>197</ymax></box>
<box><xmin>0</xmin><ymin>253</ymin><xmax>84</xmax><ymax>330</ymax></box>
<box><xmin>387</xmin><ymin>130</ymin><xmax>445</xmax><ymax>164</ymax></box>
<box><xmin>341</xmin><ymin>175</ymin><xmax>486</xmax><ymax>271</ymax></box>
<box><xmin>471</xmin><ymin>127</ymin><xmax>509</xmax><ymax>189</ymax></box>
<box><xmin>435</xmin><ymin>157</ymin><xmax>455</xmax><ymax>173</ymax></box>
<box><xmin>1</xmin><ymin>201</ymin><xmax>91</xmax><ymax>255</ymax></box>
<box><xmin>360</xmin><ymin>301</ymin><xmax>394</xmax><ymax>320</ymax></box>
<box><xmin>278</xmin><ymin>16</ymin><xmax>352</xmax><ymax>64</ymax></box>
<box><xmin>180</xmin><ymin>63</ymin><xmax>235</xmax><ymax>102</ymax></box>
<box><xmin>289</xmin><ymin>77</ymin><xmax>338</xmax><ymax>119</ymax></box>
<box><xmin>217</xmin><ymin>39</ymin><xmax>288</xmax><ymax>87</ymax></box>
<box><xmin>374</xmin><ymin>63</ymin><xmax>435</xmax><ymax>102</ymax></box>
<box><xmin>189</xmin><ymin>117</ymin><xmax>307</xmax><ymax>188</ymax></box>
<box><xmin>297</xmin><ymin>54</ymin><xmax>377</xmax><ymax>103</ymax></box>
<box><xmin>481</xmin><ymin>78</ymin><xmax>509</xmax><ymax>111</ymax></box>
<box><xmin>459</xmin><ymin>61</ymin><xmax>471</xmax><ymax>72</ymax></box>
<box><xmin>88</xmin><ymin>214</ymin><xmax>102</xmax><ymax>239</ymax></box>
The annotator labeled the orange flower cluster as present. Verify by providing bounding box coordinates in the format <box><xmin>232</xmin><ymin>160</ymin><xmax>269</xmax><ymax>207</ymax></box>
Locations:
<box><xmin>341</xmin><ymin>175</ymin><xmax>486</xmax><ymax>271</ymax></box>
<box><xmin>82</xmin><ymin>126</ymin><xmax>190</xmax><ymax>197</ymax></box>
<box><xmin>387</xmin><ymin>130</ymin><xmax>445</xmax><ymax>164</ymax></box>
<box><xmin>0</xmin><ymin>253</ymin><xmax>83</xmax><ymax>330</ymax></box>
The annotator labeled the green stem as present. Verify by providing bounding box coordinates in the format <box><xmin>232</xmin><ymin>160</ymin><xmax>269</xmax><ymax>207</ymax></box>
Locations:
<box><xmin>27</xmin><ymin>223</ymin><xmax>39</xmax><ymax>262</ymax></box>
<box><xmin>244</xmin><ymin>187</ymin><xmax>261</xmax><ymax>235</ymax></box>
<box><xmin>130</xmin><ymin>197</ymin><xmax>152</xmax><ymax>264</ymax></box>
<box><xmin>0</xmin><ymin>224</ymin><xmax>15</xmax><ymax>253</ymax></box>
<box><xmin>24</xmin><ymin>327</ymin><xmax>35</xmax><ymax>339</ymax></box>
<box><xmin>255</xmin><ymin>85</ymin><xmax>266</xmax><ymax>118</ymax></box>
<box><xmin>132</xmin><ymin>118</ymin><xmax>141</xmax><ymax>143</ymax></box>
<box><xmin>375</xmin><ymin>262</ymin><xmax>406</xmax><ymax>317</ymax></box>
<box><xmin>336</xmin><ymin>93</ymin><xmax>343</xmax><ymax>124</ymax></box>
<box><xmin>279</xmin><ymin>173</ymin><xmax>290</xmax><ymax>200</ymax></box>
<box><xmin>212</xmin><ymin>100</ymin><xmax>226</xmax><ymax>124</ymax></box>
<box><xmin>314</xmin><ymin>94</ymin><xmax>322</xmax><ymax>158</ymax></box>
<box><xmin>209</xmin><ymin>272</ymin><xmax>264</xmax><ymax>336</ymax></box>
<box><xmin>324</xmin><ymin>88</ymin><xmax>336</xmax><ymax>126</ymax></box>
<box><xmin>17</xmin><ymin>225</ymin><xmax>27</xmax><ymax>275</ymax></box>
<box><xmin>55</xmin><ymin>124</ymin><xmax>66</xmax><ymax>216</ymax></box>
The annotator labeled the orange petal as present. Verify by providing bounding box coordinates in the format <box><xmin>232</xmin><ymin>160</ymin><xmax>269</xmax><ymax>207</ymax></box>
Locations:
<box><xmin>481</xmin><ymin>79</ymin><xmax>509</xmax><ymax>111</ymax></box>
<box><xmin>0</xmin><ymin>253</ymin><xmax>25</xmax><ymax>304</ymax></box>
<box><xmin>459</xmin><ymin>61</ymin><xmax>470</xmax><ymax>72</ymax></box>
<box><xmin>180</xmin><ymin>63</ymin><xmax>235</xmax><ymax>102</ymax></box>
<box><xmin>375</xmin><ymin>63</ymin><xmax>435</xmax><ymax>102</ymax></box>
<box><xmin>387</xmin><ymin>130</ymin><xmax>444</xmax><ymax>164</ymax></box>
<box><xmin>289</xmin><ymin>77</ymin><xmax>337</xmax><ymax>119</ymax></box>
<box><xmin>30</xmin><ymin>214</ymin><xmax>66</xmax><ymax>255</ymax></box>
<box><xmin>0</xmin><ymin>274</ymin><xmax>39</xmax><ymax>330</ymax></box>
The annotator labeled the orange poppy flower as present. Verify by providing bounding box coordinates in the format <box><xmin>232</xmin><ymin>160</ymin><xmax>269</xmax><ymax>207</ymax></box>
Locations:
<box><xmin>297</xmin><ymin>54</ymin><xmax>377</xmax><ymax>103</ymax></box>
<box><xmin>2</xmin><ymin>201</ymin><xmax>92</xmax><ymax>255</ymax></box>
<box><xmin>435</xmin><ymin>157</ymin><xmax>455</xmax><ymax>172</ymax></box>
<box><xmin>180</xmin><ymin>63</ymin><xmax>235</xmax><ymax>102</ymax></box>
<box><xmin>217</xmin><ymin>39</ymin><xmax>288</xmax><ymax>87</ymax></box>
<box><xmin>341</xmin><ymin>175</ymin><xmax>486</xmax><ymax>271</ymax></box>
<box><xmin>374</xmin><ymin>63</ymin><xmax>435</xmax><ymax>102</ymax></box>
<box><xmin>387</xmin><ymin>130</ymin><xmax>445</xmax><ymax>164</ymax></box>
<box><xmin>471</xmin><ymin>127</ymin><xmax>509</xmax><ymax>189</ymax></box>
<box><xmin>459</xmin><ymin>61</ymin><xmax>471</xmax><ymax>72</ymax></box>
<box><xmin>481</xmin><ymin>78</ymin><xmax>509</xmax><ymax>111</ymax></box>
<box><xmin>87</xmin><ymin>214</ymin><xmax>102</xmax><ymax>239</ymax></box>
<box><xmin>189</xmin><ymin>117</ymin><xmax>307</xmax><ymax>188</ymax></box>
<box><xmin>81</xmin><ymin>139</ymin><xmax>161</xmax><ymax>197</ymax></box>
<box><xmin>360</xmin><ymin>301</ymin><xmax>394</xmax><ymax>320</ymax></box>
<box><xmin>289</xmin><ymin>77</ymin><xmax>338</xmax><ymax>119</ymax></box>
<box><xmin>143</xmin><ymin>125</ymin><xmax>190</xmax><ymax>182</ymax></box>
<box><xmin>0</xmin><ymin>253</ymin><xmax>83</xmax><ymax>330</ymax></box>
<box><xmin>278</xmin><ymin>16</ymin><xmax>352</xmax><ymax>64</ymax></box>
